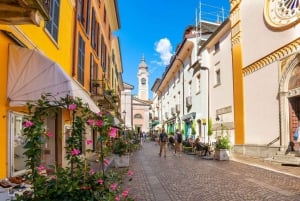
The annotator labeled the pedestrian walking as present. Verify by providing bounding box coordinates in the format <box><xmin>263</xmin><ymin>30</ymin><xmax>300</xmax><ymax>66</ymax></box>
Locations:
<box><xmin>159</xmin><ymin>128</ymin><xmax>168</xmax><ymax>158</ymax></box>
<box><xmin>174</xmin><ymin>129</ymin><xmax>182</xmax><ymax>157</ymax></box>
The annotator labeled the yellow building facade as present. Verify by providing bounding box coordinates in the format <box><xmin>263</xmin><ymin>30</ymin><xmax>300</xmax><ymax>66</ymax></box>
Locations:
<box><xmin>0</xmin><ymin>0</ymin><xmax>122</xmax><ymax>178</ymax></box>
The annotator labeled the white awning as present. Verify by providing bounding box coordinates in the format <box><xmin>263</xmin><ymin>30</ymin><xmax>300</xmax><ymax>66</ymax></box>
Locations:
<box><xmin>7</xmin><ymin>45</ymin><xmax>100</xmax><ymax>113</ymax></box>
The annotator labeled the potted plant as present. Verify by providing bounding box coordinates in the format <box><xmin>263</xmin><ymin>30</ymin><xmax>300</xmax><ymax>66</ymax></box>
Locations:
<box><xmin>207</xmin><ymin>118</ymin><xmax>213</xmax><ymax>144</ymax></box>
<box><xmin>105</xmin><ymin>89</ymin><xmax>114</xmax><ymax>96</ymax></box>
<box><xmin>91</xmin><ymin>79</ymin><xmax>100</xmax><ymax>87</ymax></box>
<box><xmin>112</xmin><ymin>138</ymin><xmax>130</xmax><ymax>167</ymax></box>
<box><xmin>215</xmin><ymin>135</ymin><xmax>231</xmax><ymax>160</ymax></box>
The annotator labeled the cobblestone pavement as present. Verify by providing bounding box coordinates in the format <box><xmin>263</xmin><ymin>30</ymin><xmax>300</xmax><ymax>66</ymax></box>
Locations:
<box><xmin>122</xmin><ymin>141</ymin><xmax>300</xmax><ymax>201</ymax></box>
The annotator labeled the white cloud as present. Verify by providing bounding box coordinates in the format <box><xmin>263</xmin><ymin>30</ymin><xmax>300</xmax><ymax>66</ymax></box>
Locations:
<box><xmin>154</xmin><ymin>38</ymin><xmax>173</xmax><ymax>66</ymax></box>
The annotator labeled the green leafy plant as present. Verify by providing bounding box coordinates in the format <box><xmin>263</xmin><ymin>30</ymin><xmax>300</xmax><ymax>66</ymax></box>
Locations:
<box><xmin>215</xmin><ymin>135</ymin><xmax>231</xmax><ymax>150</ymax></box>
<box><xmin>191</xmin><ymin>121</ymin><xmax>196</xmax><ymax>136</ymax></box>
<box><xmin>113</xmin><ymin>138</ymin><xmax>128</xmax><ymax>156</ymax></box>
<box><xmin>91</xmin><ymin>79</ymin><xmax>100</xmax><ymax>87</ymax></box>
<box><xmin>16</xmin><ymin>93</ymin><xmax>134</xmax><ymax>201</ymax></box>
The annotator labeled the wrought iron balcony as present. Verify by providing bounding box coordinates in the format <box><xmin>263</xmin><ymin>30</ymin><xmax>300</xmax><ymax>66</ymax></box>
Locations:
<box><xmin>0</xmin><ymin>0</ymin><xmax>50</xmax><ymax>26</ymax></box>
<box><xmin>171</xmin><ymin>107</ymin><xmax>176</xmax><ymax>116</ymax></box>
<box><xmin>91</xmin><ymin>79</ymin><xmax>119</xmax><ymax>113</ymax></box>
<box><xmin>186</xmin><ymin>96</ymin><xmax>192</xmax><ymax>107</ymax></box>
<box><xmin>176</xmin><ymin>104</ymin><xmax>180</xmax><ymax>113</ymax></box>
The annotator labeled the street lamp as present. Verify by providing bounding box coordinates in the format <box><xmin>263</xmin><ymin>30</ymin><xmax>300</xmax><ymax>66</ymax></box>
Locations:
<box><xmin>202</xmin><ymin>118</ymin><xmax>207</xmax><ymax>143</ymax></box>
<box><xmin>122</xmin><ymin>110</ymin><xmax>126</xmax><ymax>128</ymax></box>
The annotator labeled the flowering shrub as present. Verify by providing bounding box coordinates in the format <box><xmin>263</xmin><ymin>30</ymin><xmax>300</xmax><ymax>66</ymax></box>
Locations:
<box><xmin>16</xmin><ymin>94</ymin><xmax>134</xmax><ymax>201</ymax></box>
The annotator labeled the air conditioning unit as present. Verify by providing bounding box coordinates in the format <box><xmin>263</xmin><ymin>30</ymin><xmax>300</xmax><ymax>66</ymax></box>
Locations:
<box><xmin>171</xmin><ymin>107</ymin><xmax>175</xmax><ymax>115</ymax></box>
<box><xmin>186</xmin><ymin>96</ymin><xmax>192</xmax><ymax>107</ymax></box>
<box><xmin>176</xmin><ymin>104</ymin><xmax>180</xmax><ymax>113</ymax></box>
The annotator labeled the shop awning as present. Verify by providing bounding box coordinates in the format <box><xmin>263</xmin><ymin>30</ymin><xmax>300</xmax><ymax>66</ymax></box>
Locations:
<box><xmin>181</xmin><ymin>112</ymin><xmax>196</xmax><ymax>121</ymax></box>
<box><xmin>152</xmin><ymin>120</ymin><xmax>160</xmax><ymax>126</ymax></box>
<box><xmin>7</xmin><ymin>45</ymin><xmax>100</xmax><ymax>113</ymax></box>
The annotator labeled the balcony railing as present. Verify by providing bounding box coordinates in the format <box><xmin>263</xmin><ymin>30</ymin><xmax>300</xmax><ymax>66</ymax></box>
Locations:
<box><xmin>171</xmin><ymin>107</ymin><xmax>175</xmax><ymax>115</ymax></box>
<box><xmin>176</xmin><ymin>104</ymin><xmax>180</xmax><ymax>113</ymax></box>
<box><xmin>0</xmin><ymin>0</ymin><xmax>50</xmax><ymax>26</ymax></box>
<box><xmin>186</xmin><ymin>96</ymin><xmax>192</xmax><ymax>107</ymax></box>
<box><xmin>91</xmin><ymin>80</ymin><xmax>104</xmax><ymax>97</ymax></box>
<box><xmin>91</xmin><ymin>79</ymin><xmax>119</xmax><ymax>112</ymax></box>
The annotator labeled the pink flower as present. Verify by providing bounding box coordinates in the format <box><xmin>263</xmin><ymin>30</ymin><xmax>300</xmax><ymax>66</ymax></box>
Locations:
<box><xmin>104</xmin><ymin>159</ymin><xmax>110</xmax><ymax>166</ymax></box>
<box><xmin>110</xmin><ymin>183</ymin><xmax>118</xmax><ymax>191</ymax></box>
<box><xmin>71</xmin><ymin>148</ymin><xmax>80</xmax><ymax>156</ymax></box>
<box><xmin>127</xmin><ymin>170</ymin><xmax>134</xmax><ymax>177</ymax></box>
<box><xmin>87</xmin><ymin>119</ymin><xmax>95</xmax><ymax>126</ymax></box>
<box><xmin>109</xmin><ymin>127</ymin><xmax>118</xmax><ymax>138</ymax></box>
<box><xmin>89</xmin><ymin>169</ymin><xmax>95</xmax><ymax>175</ymax></box>
<box><xmin>122</xmin><ymin>189</ymin><xmax>129</xmax><ymax>197</ymax></box>
<box><xmin>97</xmin><ymin>179</ymin><xmax>104</xmax><ymax>185</ymax></box>
<box><xmin>97</xmin><ymin>112</ymin><xmax>102</xmax><ymax>116</ymax></box>
<box><xmin>47</xmin><ymin>131</ymin><xmax>54</xmax><ymax>137</ymax></box>
<box><xmin>68</xmin><ymin>103</ymin><xmax>77</xmax><ymax>111</ymax></box>
<box><xmin>37</xmin><ymin>164</ymin><xmax>45</xmax><ymax>172</ymax></box>
<box><xmin>95</xmin><ymin>120</ymin><xmax>103</xmax><ymax>127</ymax></box>
<box><xmin>115</xmin><ymin>195</ymin><xmax>120</xmax><ymax>201</ymax></box>
<box><xmin>24</xmin><ymin>120</ymin><xmax>34</xmax><ymax>128</ymax></box>
<box><xmin>86</xmin><ymin>139</ymin><xmax>93</xmax><ymax>145</ymax></box>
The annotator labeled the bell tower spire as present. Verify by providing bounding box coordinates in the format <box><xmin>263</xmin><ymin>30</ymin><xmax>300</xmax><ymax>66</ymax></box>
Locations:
<box><xmin>137</xmin><ymin>55</ymin><xmax>149</xmax><ymax>100</ymax></box>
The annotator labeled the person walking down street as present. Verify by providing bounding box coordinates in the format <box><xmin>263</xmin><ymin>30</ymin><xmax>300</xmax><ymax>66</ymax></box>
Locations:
<box><xmin>139</xmin><ymin>132</ymin><xmax>143</xmax><ymax>147</ymax></box>
<box><xmin>174</xmin><ymin>129</ymin><xmax>183</xmax><ymax>157</ymax></box>
<box><xmin>159</xmin><ymin>129</ymin><xmax>168</xmax><ymax>158</ymax></box>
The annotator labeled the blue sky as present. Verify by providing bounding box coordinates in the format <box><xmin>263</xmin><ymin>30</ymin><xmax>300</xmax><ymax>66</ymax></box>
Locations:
<box><xmin>115</xmin><ymin>0</ymin><xmax>230</xmax><ymax>98</ymax></box>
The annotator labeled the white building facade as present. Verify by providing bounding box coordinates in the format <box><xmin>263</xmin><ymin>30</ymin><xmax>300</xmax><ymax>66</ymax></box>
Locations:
<box><xmin>231</xmin><ymin>0</ymin><xmax>300</xmax><ymax>157</ymax></box>
<box><xmin>152</xmin><ymin>22</ymin><xmax>220</xmax><ymax>141</ymax></box>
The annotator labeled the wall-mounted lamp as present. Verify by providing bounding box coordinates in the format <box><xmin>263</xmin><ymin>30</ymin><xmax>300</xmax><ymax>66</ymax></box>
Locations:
<box><xmin>216</xmin><ymin>115</ymin><xmax>220</xmax><ymax>121</ymax></box>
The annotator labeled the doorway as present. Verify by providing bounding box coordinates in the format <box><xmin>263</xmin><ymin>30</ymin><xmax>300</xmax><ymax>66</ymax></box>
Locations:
<box><xmin>289</xmin><ymin>96</ymin><xmax>300</xmax><ymax>140</ymax></box>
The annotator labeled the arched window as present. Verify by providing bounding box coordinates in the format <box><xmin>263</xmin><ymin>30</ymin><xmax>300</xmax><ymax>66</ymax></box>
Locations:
<box><xmin>141</xmin><ymin>78</ymin><xmax>146</xmax><ymax>85</ymax></box>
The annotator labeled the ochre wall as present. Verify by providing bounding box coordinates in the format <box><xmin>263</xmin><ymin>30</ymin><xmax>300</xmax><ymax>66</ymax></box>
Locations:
<box><xmin>0</xmin><ymin>0</ymin><xmax>74</xmax><ymax>178</ymax></box>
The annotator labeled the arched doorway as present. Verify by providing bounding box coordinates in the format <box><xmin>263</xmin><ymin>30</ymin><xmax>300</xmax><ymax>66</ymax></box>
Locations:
<box><xmin>279</xmin><ymin>54</ymin><xmax>300</xmax><ymax>150</ymax></box>
<box><xmin>288</xmin><ymin>64</ymin><xmax>300</xmax><ymax>140</ymax></box>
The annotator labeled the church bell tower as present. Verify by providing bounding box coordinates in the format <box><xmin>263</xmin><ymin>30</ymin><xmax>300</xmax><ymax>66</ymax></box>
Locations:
<box><xmin>137</xmin><ymin>55</ymin><xmax>149</xmax><ymax>100</ymax></box>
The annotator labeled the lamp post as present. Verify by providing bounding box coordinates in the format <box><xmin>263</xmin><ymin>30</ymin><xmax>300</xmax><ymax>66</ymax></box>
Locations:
<box><xmin>198</xmin><ymin>66</ymin><xmax>210</xmax><ymax>144</ymax></box>
<box><xmin>122</xmin><ymin>110</ymin><xmax>126</xmax><ymax>140</ymax></box>
<box><xmin>202</xmin><ymin>118</ymin><xmax>207</xmax><ymax>143</ymax></box>
<box><xmin>122</xmin><ymin>110</ymin><xmax>126</xmax><ymax>129</ymax></box>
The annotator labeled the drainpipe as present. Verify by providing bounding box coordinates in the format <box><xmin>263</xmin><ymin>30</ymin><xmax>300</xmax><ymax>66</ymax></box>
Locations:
<box><xmin>71</xmin><ymin>1</ymin><xmax>78</xmax><ymax>77</ymax></box>
<box><xmin>175</xmin><ymin>57</ymin><xmax>185</xmax><ymax>131</ymax></box>
<box><xmin>200</xmin><ymin>65</ymin><xmax>210</xmax><ymax>135</ymax></box>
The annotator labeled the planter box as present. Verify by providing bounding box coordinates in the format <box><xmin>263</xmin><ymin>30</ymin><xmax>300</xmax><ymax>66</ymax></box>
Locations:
<box><xmin>113</xmin><ymin>154</ymin><xmax>129</xmax><ymax>168</ymax></box>
<box><xmin>215</xmin><ymin>149</ymin><xmax>230</xmax><ymax>160</ymax></box>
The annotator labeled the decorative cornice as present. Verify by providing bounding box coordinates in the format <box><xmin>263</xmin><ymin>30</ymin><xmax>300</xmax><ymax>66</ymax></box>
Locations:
<box><xmin>243</xmin><ymin>39</ymin><xmax>300</xmax><ymax>76</ymax></box>
<box><xmin>230</xmin><ymin>0</ymin><xmax>241</xmax><ymax>11</ymax></box>
<box><xmin>231</xmin><ymin>32</ymin><xmax>241</xmax><ymax>47</ymax></box>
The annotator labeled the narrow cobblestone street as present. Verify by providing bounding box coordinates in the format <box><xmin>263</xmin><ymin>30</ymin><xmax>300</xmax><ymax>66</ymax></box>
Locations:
<box><xmin>122</xmin><ymin>142</ymin><xmax>300</xmax><ymax>201</ymax></box>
